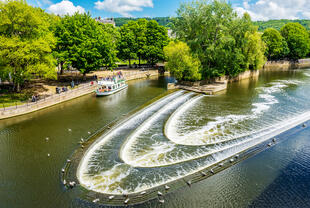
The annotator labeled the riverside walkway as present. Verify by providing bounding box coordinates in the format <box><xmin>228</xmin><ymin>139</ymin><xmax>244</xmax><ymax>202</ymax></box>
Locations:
<box><xmin>0</xmin><ymin>70</ymin><xmax>159</xmax><ymax>120</ymax></box>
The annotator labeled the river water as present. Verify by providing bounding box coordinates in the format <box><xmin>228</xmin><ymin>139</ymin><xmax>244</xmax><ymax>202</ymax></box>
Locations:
<box><xmin>1</xmin><ymin>70</ymin><xmax>310</xmax><ymax>207</ymax></box>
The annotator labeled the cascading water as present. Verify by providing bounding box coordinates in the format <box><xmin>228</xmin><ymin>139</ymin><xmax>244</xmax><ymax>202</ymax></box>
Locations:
<box><xmin>77</xmin><ymin>70</ymin><xmax>310</xmax><ymax>196</ymax></box>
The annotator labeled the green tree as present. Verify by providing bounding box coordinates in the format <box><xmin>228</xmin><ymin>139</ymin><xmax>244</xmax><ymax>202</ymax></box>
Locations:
<box><xmin>164</xmin><ymin>41</ymin><xmax>201</xmax><ymax>81</ymax></box>
<box><xmin>0</xmin><ymin>0</ymin><xmax>56</xmax><ymax>92</ymax></box>
<box><xmin>262</xmin><ymin>28</ymin><xmax>289</xmax><ymax>60</ymax></box>
<box><xmin>118</xmin><ymin>21</ymin><xmax>138</xmax><ymax>67</ymax></box>
<box><xmin>143</xmin><ymin>20</ymin><xmax>169</xmax><ymax>65</ymax></box>
<box><xmin>173</xmin><ymin>0</ymin><xmax>266</xmax><ymax>78</ymax></box>
<box><xmin>280</xmin><ymin>23</ymin><xmax>310</xmax><ymax>60</ymax></box>
<box><xmin>54</xmin><ymin>13</ymin><xmax>118</xmax><ymax>75</ymax></box>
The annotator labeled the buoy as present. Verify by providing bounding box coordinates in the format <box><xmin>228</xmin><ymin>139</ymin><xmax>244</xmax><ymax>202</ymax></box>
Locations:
<box><xmin>123</xmin><ymin>193</ymin><xmax>128</xmax><ymax>198</ymax></box>
<box><xmin>219</xmin><ymin>163</ymin><xmax>224</xmax><ymax>167</ymax></box>
<box><xmin>235</xmin><ymin>154</ymin><xmax>239</xmax><ymax>159</ymax></box>
<box><xmin>124</xmin><ymin>198</ymin><xmax>130</xmax><ymax>204</ymax></box>
<box><xmin>63</xmin><ymin>179</ymin><xmax>67</xmax><ymax>185</ymax></box>
<box><xmin>210</xmin><ymin>169</ymin><xmax>214</xmax><ymax>174</ymax></box>
<box><xmin>108</xmin><ymin>127</ymin><xmax>111</xmax><ymax>129</ymax></box>
<box><xmin>46</xmin><ymin>137</ymin><xmax>49</xmax><ymax>141</ymax></box>
<box><xmin>88</xmin><ymin>131</ymin><xmax>91</xmax><ymax>135</ymax></box>
<box><xmin>201</xmin><ymin>171</ymin><xmax>207</xmax><ymax>176</ymax></box>
<box><xmin>69</xmin><ymin>181</ymin><xmax>76</xmax><ymax>188</ymax></box>
<box><xmin>159</xmin><ymin>199</ymin><xmax>165</xmax><ymax>204</ymax></box>
<box><xmin>303</xmin><ymin>124</ymin><xmax>307</xmax><ymax>128</ymax></box>
<box><xmin>47</xmin><ymin>153</ymin><xmax>50</xmax><ymax>157</ymax></box>
<box><xmin>272</xmin><ymin>138</ymin><xmax>276</xmax><ymax>143</ymax></box>
<box><xmin>61</xmin><ymin>168</ymin><xmax>65</xmax><ymax>173</ymax></box>
<box><xmin>157</xmin><ymin>191</ymin><xmax>163</xmax><ymax>196</ymax></box>
<box><xmin>108</xmin><ymin>195</ymin><xmax>114</xmax><ymax>200</ymax></box>
<box><xmin>81</xmin><ymin>145</ymin><xmax>84</xmax><ymax>149</ymax></box>
<box><xmin>140</xmin><ymin>191</ymin><xmax>146</xmax><ymax>195</ymax></box>
<box><xmin>67</xmin><ymin>159</ymin><xmax>71</xmax><ymax>163</ymax></box>
<box><xmin>230</xmin><ymin>158</ymin><xmax>234</xmax><ymax>163</ymax></box>
<box><xmin>68</xmin><ymin>128</ymin><xmax>72</xmax><ymax>132</ymax></box>
<box><xmin>268</xmin><ymin>143</ymin><xmax>272</xmax><ymax>147</ymax></box>
<box><xmin>186</xmin><ymin>180</ymin><xmax>192</xmax><ymax>186</ymax></box>
<box><xmin>81</xmin><ymin>138</ymin><xmax>84</xmax><ymax>142</ymax></box>
<box><xmin>165</xmin><ymin>185</ymin><xmax>170</xmax><ymax>190</ymax></box>
<box><xmin>92</xmin><ymin>198</ymin><xmax>99</xmax><ymax>203</ymax></box>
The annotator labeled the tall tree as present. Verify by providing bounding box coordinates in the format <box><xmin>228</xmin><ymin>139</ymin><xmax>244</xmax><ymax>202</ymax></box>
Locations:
<box><xmin>0</xmin><ymin>0</ymin><xmax>56</xmax><ymax>91</ymax></box>
<box><xmin>173</xmin><ymin>0</ymin><xmax>266</xmax><ymax>78</ymax></box>
<box><xmin>262</xmin><ymin>28</ymin><xmax>289</xmax><ymax>60</ymax></box>
<box><xmin>280</xmin><ymin>23</ymin><xmax>310</xmax><ymax>60</ymax></box>
<box><xmin>164</xmin><ymin>41</ymin><xmax>201</xmax><ymax>81</ymax></box>
<box><xmin>143</xmin><ymin>20</ymin><xmax>169</xmax><ymax>65</ymax></box>
<box><xmin>54</xmin><ymin>13</ymin><xmax>118</xmax><ymax>75</ymax></box>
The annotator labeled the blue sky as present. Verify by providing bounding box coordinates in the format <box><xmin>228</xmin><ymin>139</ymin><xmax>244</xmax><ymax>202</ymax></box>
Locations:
<box><xmin>27</xmin><ymin>0</ymin><xmax>310</xmax><ymax>20</ymax></box>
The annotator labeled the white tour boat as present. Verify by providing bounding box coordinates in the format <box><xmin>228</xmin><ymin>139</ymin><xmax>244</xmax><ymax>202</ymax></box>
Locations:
<box><xmin>95</xmin><ymin>76</ymin><xmax>128</xmax><ymax>96</ymax></box>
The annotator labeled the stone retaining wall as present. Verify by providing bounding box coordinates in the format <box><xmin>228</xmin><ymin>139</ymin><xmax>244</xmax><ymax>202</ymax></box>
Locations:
<box><xmin>263</xmin><ymin>58</ymin><xmax>310</xmax><ymax>70</ymax></box>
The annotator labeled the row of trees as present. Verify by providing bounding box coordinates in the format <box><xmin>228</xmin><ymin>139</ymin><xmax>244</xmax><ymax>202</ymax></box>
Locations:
<box><xmin>0</xmin><ymin>0</ymin><xmax>168</xmax><ymax>91</ymax></box>
<box><xmin>166</xmin><ymin>0</ymin><xmax>266</xmax><ymax>81</ymax></box>
<box><xmin>262</xmin><ymin>23</ymin><xmax>310</xmax><ymax>60</ymax></box>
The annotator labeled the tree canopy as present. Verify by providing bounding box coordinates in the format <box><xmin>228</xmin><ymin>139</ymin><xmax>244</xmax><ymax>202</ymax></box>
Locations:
<box><xmin>172</xmin><ymin>0</ymin><xmax>266</xmax><ymax>79</ymax></box>
<box><xmin>280</xmin><ymin>23</ymin><xmax>310</xmax><ymax>60</ymax></box>
<box><xmin>164</xmin><ymin>41</ymin><xmax>201</xmax><ymax>81</ymax></box>
<box><xmin>54</xmin><ymin>13</ymin><xmax>118</xmax><ymax>75</ymax></box>
<box><xmin>0</xmin><ymin>0</ymin><xmax>56</xmax><ymax>91</ymax></box>
<box><xmin>262</xmin><ymin>28</ymin><xmax>289</xmax><ymax>61</ymax></box>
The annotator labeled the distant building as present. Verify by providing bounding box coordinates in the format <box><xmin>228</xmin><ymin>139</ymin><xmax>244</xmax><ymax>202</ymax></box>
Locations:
<box><xmin>95</xmin><ymin>17</ymin><xmax>115</xmax><ymax>26</ymax></box>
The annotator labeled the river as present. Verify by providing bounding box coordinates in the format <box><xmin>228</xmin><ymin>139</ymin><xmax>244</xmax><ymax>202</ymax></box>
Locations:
<box><xmin>1</xmin><ymin>70</ymin><xmax>310</xmax><ymax>207</ymax></box>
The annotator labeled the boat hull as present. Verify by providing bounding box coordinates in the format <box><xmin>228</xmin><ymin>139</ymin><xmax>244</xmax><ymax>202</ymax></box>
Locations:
<box><xmin>96</xmin><ymin>84</ymin><xmax>128</xmax><ymax>96</ymax></box>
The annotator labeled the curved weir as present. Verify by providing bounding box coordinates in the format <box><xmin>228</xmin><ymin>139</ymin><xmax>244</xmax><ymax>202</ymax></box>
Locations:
<box><xmin>73</xmin><ymin>70</ymin><xmax>310</xmax><ymax>204</ymax></box>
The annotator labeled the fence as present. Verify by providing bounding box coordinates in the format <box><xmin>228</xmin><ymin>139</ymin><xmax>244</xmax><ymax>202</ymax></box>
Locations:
<box><xmin>0</xmin><ymin>82</ymin><xmax>96</xmax><ymax>119</ymax></box>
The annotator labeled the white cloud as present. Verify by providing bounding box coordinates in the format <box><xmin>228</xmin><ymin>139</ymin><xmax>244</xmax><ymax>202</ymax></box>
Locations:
<box><xmin>234</xmin><ymin>0</ymin><xmax>310</xmax><ymax>21</ymax></box>
<box><xmin>47</xmin><ymin>0</ymin><xmax>85</xmax><ymax>16</ymax></box>
<box><xmin>95</xmin><ymin>0</ymin><xmax>153</xmax><ymax>17</ymax></box>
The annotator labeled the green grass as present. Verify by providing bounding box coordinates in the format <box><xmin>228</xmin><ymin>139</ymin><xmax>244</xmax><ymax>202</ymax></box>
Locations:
<box><xmin>117</xmin><ymin>59</ymin><xmax>148</xmax><ymax>65</ymax></box>
<box><xmin>0</xmin><ymin>89</ymin><xmax>31</xmax><ymax>108</ymax></box>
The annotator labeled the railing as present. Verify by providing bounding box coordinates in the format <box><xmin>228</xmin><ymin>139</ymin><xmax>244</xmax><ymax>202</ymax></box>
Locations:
<box><xmin>0</xmin><ymin>82</ymin><xmax>96</xmax><ymax>113</ymax></box>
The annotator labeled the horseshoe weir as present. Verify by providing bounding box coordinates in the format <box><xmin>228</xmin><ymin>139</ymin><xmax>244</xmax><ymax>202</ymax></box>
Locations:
<box><xmin>63</xmin><ymin>69</ymin><xmax>310</xmax><ymax>206</ymax></box>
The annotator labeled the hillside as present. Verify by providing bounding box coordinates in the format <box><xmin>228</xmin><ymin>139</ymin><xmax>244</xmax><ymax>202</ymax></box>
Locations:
<box><xmin>114</xmin><ymin>17</ymin><xmax>310</xmax><ymax>31</ymax></box>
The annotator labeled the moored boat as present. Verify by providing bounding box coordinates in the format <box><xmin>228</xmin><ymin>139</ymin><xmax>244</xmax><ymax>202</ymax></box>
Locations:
<box><xmin>95</xmin><ymin>73</ymin><xmax>128</xmax><ymax>96</ymax></box>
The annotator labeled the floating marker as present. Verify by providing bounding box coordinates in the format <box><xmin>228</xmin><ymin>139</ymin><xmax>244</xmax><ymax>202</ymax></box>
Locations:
<box><xmin>61</xmin><ymin>168</ymin><xmax>65</xmax><ymax>173</ymax></box>
<box><xmin>63</xmin><ymin>179</ymin><xmax>67</xmax><ymax>185</ymax></box>
<box><xmin>68</xmin><ymin>128</ymin><xmax>72</xmax><ymax>132</ymax></box>
<box><xmin>303</xmin><ymin>123</ymin><xmax>307</xmax><ymax>128</ymax></box>
<box><xmin>124</xmin><ymin>198</ymin><xmax>130</xmax><ymax>204</ymax></box>
<box><xmin>67</xmin><ymin>159</ymin><xmax>71</xmax><ymax>163</ymax></box>
<box><xmin>69</xmin><ymin>181</ymin><xmax>76</xmax><ymax>188</ymax></box>
<box><xmin>165</xmin><ymin>185</ymin><xmax>170</xmax><ymax>190</ymax></box>
<box><xmin>81</xmin><ymin>145</ymin><xmax>84</xmax><ymax>149</ymax></box>
<box><xmin>47</xmin><ymin>153</ymin><xmax>50</xmax><ymax>157</ymax></box>
<box><xmin>272</xmin><ymin>138</ymin><xmax>276</xmax><ymax>143</ymax></box>
<box><xmin>201</xmin><ymin>171</ymin><xmax>207</xmax><ymax>176</ymax></box>
<box><xmin>92</xmin><ymin>198</ymin><xmax>99</xmax><ymax>203</ymax></box>
<box><xmin>159</xmin><ymin>199</ymin><xmax>165</xmax><ymax>204</ymax></box>
<box><xmin>140</xmin><ymin>191</ymin><xmax>146</xmax><ymax>195</ymax></box>
<box><xmin>268</xmin><ymin>143</ymin><xmax>272</xmax><ymax>147</ymax></box>
<box><xmin>81</xmin><ymin>138</ymin><xmax>84</xmax><ymax>142</ymax></box>
<box><xmin>219</xmin><ymin>163</ymin><xmax>224</xmax><ymax>167</ymax></box>
<box><xmin>235</xmin><ymin>154</ymin><xmax>239</xmax><ymax>158</ymax></box>
<box><xmin>88</xmin><ymin>132</ymin><xmax>91</xmax><ymax>135</ymax></box>
<box><xmin>123</xmin><ymin>193</ymin><xmax>128</xmax><ymax>198</ymax></box>
<box><xmin>186</xmin><ymin>180</ymin><xmax>192</xmax><ymax>186</ymax></box>
<box><xmin>210</xmin><ymin>169</ymin><xmax>214</xmax><ymax>174</ymax></box>
<box><xmin>108</xmin><ymin>196</ymin><xmax>114</xmax><ymax>200</ymax></box>
<box><xmin>45</xmin><ymin>137</ymin><xmax>49</xmax><ymax>141</ymax></box>
<box><xmin>157</xmin><ymin>191</ymin><xmax>163</xmax><ymax>196</ymax></box>
<box><xmin>230</xmin><ymin>158</ymin><xmax>234</xmax><ymax>163</ymax></box>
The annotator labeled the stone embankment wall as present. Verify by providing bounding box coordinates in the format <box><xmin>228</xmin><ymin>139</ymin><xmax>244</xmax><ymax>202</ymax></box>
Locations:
<box><xmin>263</xmin><ymin>58</ymin><xmax>310</xmax><ymax>71</ymax></box>
<box><xmin>0</xmin><ymin>70</ymin><xmax>159</xmax><ymax>120</ymax></box>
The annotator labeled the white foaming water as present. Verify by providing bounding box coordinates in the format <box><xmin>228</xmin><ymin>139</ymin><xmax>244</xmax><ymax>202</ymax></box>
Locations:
<box><xmin>77</xmin><ymin>76</ymin><xmax>310</xmax><ymax>195</ymax></box>
<box><xmin>165</xmin><ymin>80</ymin><xmax>296</xmax><ymax>146</ymax></box>
<box><xmin>77</xmin><ymin>91</ymin><xmax>184</xmax><ymax>190</ymax></box>
<box><xmin>120</xmin><ymin>92</ymin><xmax>194</xmax><ymax>166</ymax></box>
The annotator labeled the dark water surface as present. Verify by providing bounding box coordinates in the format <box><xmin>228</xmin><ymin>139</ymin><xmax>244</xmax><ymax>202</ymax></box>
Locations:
<box><xmin>1</xmin><ymin>71</ymin><xmax>310</xmax><ymax>208</ymax></box>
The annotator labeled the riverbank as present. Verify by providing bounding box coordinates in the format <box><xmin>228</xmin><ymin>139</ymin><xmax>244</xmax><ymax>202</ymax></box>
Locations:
<box><xmin>62</xmin><ymin>89</ymin><xmax>310</xmax><ymax>206</ymax></box>
<box><xmin>173</xmin><ymin>58</ymin><xmax>310</xmax><ymax>95</ymax></box>
<box><xmin>0</xmin><ymin>70</ymin><xmax>159</xmax><ymax>120</ymax></box>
